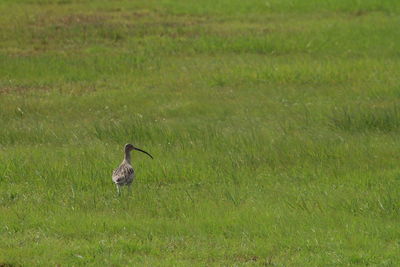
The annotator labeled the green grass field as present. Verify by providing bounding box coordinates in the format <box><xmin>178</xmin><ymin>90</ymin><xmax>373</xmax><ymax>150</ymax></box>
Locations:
<box><xmin>1</xmin><ymin>0</ymin><xmax>400</xmax><ymax>265</ymax></box>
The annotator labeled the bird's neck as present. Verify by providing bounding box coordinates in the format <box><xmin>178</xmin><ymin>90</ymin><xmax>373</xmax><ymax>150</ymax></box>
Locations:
<box><xmin>124</xmin><ymin>150</ymin><xmax>132</xmax><ymax>164</ymax></box>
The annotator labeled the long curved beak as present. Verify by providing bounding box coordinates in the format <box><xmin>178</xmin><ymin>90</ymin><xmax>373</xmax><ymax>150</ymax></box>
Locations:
<box><xmin>133</xmin><ymin>147</ymin><xmax>153</xmax><ymax>159</ymax></box>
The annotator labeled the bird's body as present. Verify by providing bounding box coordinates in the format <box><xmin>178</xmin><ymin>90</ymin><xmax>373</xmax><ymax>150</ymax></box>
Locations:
<box><xmin>112</xmin><ymin>144</ymin><xmax>153</xmax><ymax>195</ymax></box>
<box><xmin>112</xmin><ymin>160</ymin><xmax>135</xmax><ymax>186</ymax></box>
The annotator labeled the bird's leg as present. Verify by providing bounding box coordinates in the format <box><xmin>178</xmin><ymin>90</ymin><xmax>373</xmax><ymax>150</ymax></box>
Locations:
<box><xmin>128</xmin><ymin>184</ymin><xmax>132</xmax><ymax>195</ymax></box>
<box><xmin>116</xmin><ymin>184</ymin><xmax>121</xmax><ymax>196</ymax></box>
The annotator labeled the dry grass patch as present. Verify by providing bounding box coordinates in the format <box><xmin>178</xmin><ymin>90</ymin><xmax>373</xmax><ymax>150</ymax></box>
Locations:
<box><xmin>0</xmin><ymin>85</ymin><xmax>50</xmax><ymax>95</ymax></box>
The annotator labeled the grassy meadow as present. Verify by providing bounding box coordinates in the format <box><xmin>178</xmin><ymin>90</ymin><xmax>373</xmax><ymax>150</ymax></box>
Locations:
<box><xmin>1</xmin><ymin>0</ymin><xmax>400</xmax><ymax>265</ymax></box>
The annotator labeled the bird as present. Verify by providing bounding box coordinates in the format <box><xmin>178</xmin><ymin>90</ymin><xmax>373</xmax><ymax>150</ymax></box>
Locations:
<box><xmin>112</xmin><ymin>144</ymin><xmax>153</xmax><ymax>195</ymax></box>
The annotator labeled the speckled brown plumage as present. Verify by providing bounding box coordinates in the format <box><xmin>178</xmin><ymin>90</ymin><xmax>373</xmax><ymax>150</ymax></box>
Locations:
<box><xmin>112</xmin><ymin>144</ymin><xmax>153</xmax><ymax>195</ymax></box>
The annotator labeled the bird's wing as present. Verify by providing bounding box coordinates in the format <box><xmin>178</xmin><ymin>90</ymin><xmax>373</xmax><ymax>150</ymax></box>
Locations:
<box><xmin>112</xmin><ymin>164</ymin><xmax>134</xmax><ymax>183</ymax></box>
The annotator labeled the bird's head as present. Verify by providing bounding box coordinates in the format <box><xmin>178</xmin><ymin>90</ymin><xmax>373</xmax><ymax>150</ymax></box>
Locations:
<box><xmin>124</xmin><ymin>143</ymin><xmax>135</xmax><ymax>151</ymax></box>
<box><xmin>124</xmin><ymin>143</ymin><xmax>153</xmax><ymax>159</ymax></box>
